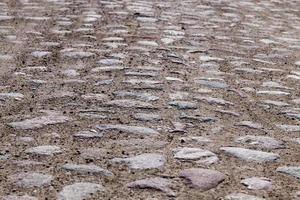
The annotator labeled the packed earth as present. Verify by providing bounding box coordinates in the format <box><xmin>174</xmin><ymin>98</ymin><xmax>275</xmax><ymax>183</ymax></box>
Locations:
<box><xmin>0</xmin><ymin>0</ymin><xmax>299</xmax><ymax>199</ymax></box>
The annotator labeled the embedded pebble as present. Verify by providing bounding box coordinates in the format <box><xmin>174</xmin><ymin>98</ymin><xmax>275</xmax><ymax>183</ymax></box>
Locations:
<box><xmin>179</xmin><ymin>168</ymin><xmax>225</xmax><ymax>191</ymax></box>
<box><xmin>220</xmin><ymin>147</ymin><xmax>280</xmax><ymax>162</ymax></box>
<box><xmin>241</xmin><ymin>177</ymin><xmax>272</xmax><ymax>190</ymax></box>
<box><xmin>112</xmin><ymin>153</ymin><xmax>166</xmax><ymax>169</ymax></box>
<box><xmin>9</xmin><ymin>172</ymin><xmax>53</xmax><ymax>188</ymax></box>
<box><xmin>57</xmin><ymin>182</ymin><xmax>105</xmax><ymax>200</ymax></box>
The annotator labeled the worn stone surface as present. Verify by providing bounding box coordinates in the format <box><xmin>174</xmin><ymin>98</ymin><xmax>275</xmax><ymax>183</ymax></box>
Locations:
<box><xmin>179</xmin><ymin>168</ymin><xmax>225</xmax><ymax>191</ymax></box>
<box><xmin>9</xmin><ymin>172</ymin><xmax>53</xmax><ymax>188</ymax></box>
<box><xmin>220</xmin><ymin>147</ymin><xmax>280</xmax><ymax>162</ymax></box>
<box><xmin>241</xmin><ymin>177</ymin><xmax>272</xmax><ymax>190</ymax></box>
<box><xmin>0</xmin><ymin>0</ymin><xmax>299</xmax><ymax>199</ymax></box>
<box><xmin>57</xmin><ymin>182</ymin><xmax>104</xmax><ymax>200</ymax></box>
<box><xmin>127</xmin><ymin>177</ymin><xmax>176</xmax><ymax>197</ymax></box>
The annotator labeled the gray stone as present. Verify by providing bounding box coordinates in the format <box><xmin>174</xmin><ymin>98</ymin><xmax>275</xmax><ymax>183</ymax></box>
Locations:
<box><xmin>173</xmin><ymin>147</ymin><xmax>218</xmax><ymax>165</ymax></box>
<box><xmin>112</xmin><ymin>153</ymin><xmax>165</xmax><ymax>169</ymax></box>
<box><xmin>2</xmin><ymin>195</ymin><xmax>38</xmax><ymax>200</ymax></box>
<box><xmin>9</xmin><ymin>172</ymin><xmax>53</xmax><ymax>188</ymax></box>
<box><xmin>57</xmin><ymin>182</ymin><xmax>104</xmax><ymax>200</ymax></box>
<box><xmin>168</xmin><ymin>101</ymin><xmax>197</xmax><ymax>109</ymax></box>
<box><xmin>96</xmin><ymin>124</ymin><xmax>159</xmax><ymax>136</ymax></box>
<box><xmin>25</xmin><ymin>145</ymin><xmax>62</xmax><ymax>156</ymax></box>
<box><xmin>179</xmin><ymin>168</ymin><xmax>225</xmax><ymax>191</ymax></box>
<box><xmin>276</xmin><ymin>166</ymin><xmax>300</xmax><ymax>179</ymax></box>
<box><xmin>73</xmin><ymin>130</ymin><xmax>103</xmax><ymax>138</ymax></box>
<box><xmin>127</xmin><ymin>177</ymin><xmax>176</xmax><ymax>197</ymax></box>
<box><xmin>133</xmin><ymin>113</ymin><xmax>161</xmax><ymax>121</ymax></box>
<box><xmin>220</xmin><ymin>147</ymin><xmax>279</xmax><ymax>162</ymax></box>
<box><xmin>106</xmin><ymin>99</ymin><xmax>155</xmax><ymax>109</ymax></box>
<box><xmin>241</xmin><ymin>177</ymin><xmax>272</xmax><ymax>190</ymax></box>
<box><xmin>237</xmin><ymin>121</ymin><xmax>263</xmax><ymax>129</ymax></box>
<box><xmin>235</xmin><ymin>135</ymin><xmax>284</xmax><ymax>149</ymax></box>
<box><xmin>8</xmin><ymin>113</ymin><xmax>72</xmax><ymax>130</ymax></box>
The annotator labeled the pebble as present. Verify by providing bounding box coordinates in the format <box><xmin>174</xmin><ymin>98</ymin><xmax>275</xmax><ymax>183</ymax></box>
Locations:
<box><xmin>220</xmin><ymin>147</ymin><xmax>280</xmax><ymax>162</ymax></box>
<box><xmin>276</xmin><ymin>166</ymin><xmax>300</xmax><ymax>179</ymax></box>
<box><xmin>173</xmin><ymin>147</ymin><xmax>218</xmax><ymax>164</ymax></box>
<box><xmin>168</xmin><ymin>101</ymin><xmax>197</xmax><ymax>109</ymax></box>
<box><xmin>96</xmin><ymin>124</ymin><xmax>159</xmax><ymax>136</ymax></box>
<box><xmin>2</xmin><ymin>195</ymin><xmax>38</xmax><ymax>200</ymax></box>
<box><xmin>179</xmin><ymin>168</ymin><xmax>225</xmax><ymax>191</ymax></box>
<box><xmin>235</xmin><ymin>135</ymin><xmax>284</xmax><ymax>149</ymax></box>
<box><xmin>25</xmin><ymin>145</ymin><xmax>62</xmax><ymax>156</ymax></box>
<box><xmin>57</xmin><ymin>182</ymin><xmax>105</xmax><ymax>200</ymax></box>
<box><xmin>112</xmin><ymin>153</ymin><xmax>166</xmax><ymax>169</ymax></box>
<box><xmin>241</xmin><ymin>177</ymin><xmax>272</xmax><ymax>190</ymax></box>
<box><xmin>8</xmin><ymin>113</ymin><xmax>72</xmax><ymax>130</ymax></box>
<box><xmin>127</xmin><ymin>177</ymin><xmax>176</xmax><ymax>197</ymax></box>
<box><xmin>9</xmin><ymin>172</ymin><xmax>53</xmax><ymax>188</ymax></box>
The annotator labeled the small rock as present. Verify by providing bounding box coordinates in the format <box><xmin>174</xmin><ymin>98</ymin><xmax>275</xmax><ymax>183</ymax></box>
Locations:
<box><xmin>25</xmin><ymin>145</ymin><xmax>62</xmax><ymax>156</ymax></box>
<box><xmin>96</xmin><ymin>124</ymin><xmax>159</xmax><ymax>136</ymax></box>
<box><xmin>235</xmin><ymin>135</ymin><xmax>284</xmax><ymax>149</ymax></box>
<box><xmin>179</xmin><ymin>168</ymin><xmax>225</xmax><ymax>191</ymax></box>
<box><xmin>276</xmin><ymin>166</ymin><xmax>300</xmax><ymax>179</ymax></box>
<box><xmin>168</xmin><ymin>101</ymin><xmax>197</xmax><ymax>109</ymax></box>
<box><xmin>57</xmin><ymin>182</ymin><xmax>104</xmax><ymax>200</ymax></box>
<box><xmin>236</xmin><ymin>121</ymin><xmax>263</xmax><ymax>129</ymax></box>
<box><xmin>2</xmin><ymin>195</ymin><xmax>38</xmax><ymax>200</ymax></box>
<box><xmin>112</xmin><ymin>153</ymin><xmax>165</xmax><ymax>169</ymax></box>
<box><xmin>9</xmin><ymin>172</ymin><xmax>53</xmax><ymax>188</ymax></box>
<box><xmin>173</xmin><ymin>147</ymin><xmax>218</xmax><ymax>165</ymax></box>
<box><xmin>220</xmin><ymin>147</ymin><xmax>279</xmax><ymax>162</ymax></box>
<box><xmin>241</xmin><ymin>177</ymin><xmax>272</xmax><ymax>190</ymax></box>
<box><xmin>127</xmin><ymin>177</ymin><xmax>176</xmax><ymax>197</ymax></box>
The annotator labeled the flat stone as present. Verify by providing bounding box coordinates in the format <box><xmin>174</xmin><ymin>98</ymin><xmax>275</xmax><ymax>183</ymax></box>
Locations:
<box><xmin>80</xmin><ymin>148</ymin><xmax>107</xmax><ymax>160</ymax></box>
<box><xmin>220</xmin><ymin>147</ymin><xmax>279</xmax><ymax>162</ymax></box>
<box><xmin>179</xmin><ymin>136</ymin><xmax>212</xmax><ymax>145</ymax></box>
<box><xmin>73</xmin><ymin>130</ymin><xmax>103</xmax><ymax>139</ymax></box>
<box><xmin>2</xmin><ymin>195</ymin><xmax>38</xmax><ymax>200</ymax></box>
<box><xmin>57</xmin><ymin>182</ymin><xmax>104</xmax><ymax>200</ymax></box>
<box><xmin>276</xmin><ymin>125</ymin><xmax>300</xmax><ymax>132</ymax></box>
<box><xmin>127</xmin><ymin>177</ymin><xmax>176</xmax><ymax>197</ymax></box>
<box><xmin>106</xmin><ymin>99</ymin><xmax>155</xmax><ymax>109</ymax></box>
<box><xmin>168</xmin><ymin>101</ymin><xmax>197</xmax><ymax>109</ymax></box>
<box><xmin>112</xmin><ymin>153</ymin><xmax>165</xmax><ymax>169</ymax></box>
<box><xmin>113</xmin><ymin>91</ymin><xmax>159</xmax><ymax>101</ymax></box>
<box><xmin>225</xmin><ymin>193</ymin><xmax>265</xmax><ymax>200</ymax></box>
<box><xmin>194</xmin><ymin>96</ymin><xmax>233</xmax><ymax>106</ymax></box>
<box><xmin>179</xmin><ymin>168</ymin><xmax>225</xmax><ymax>191</ymax></box>
<box><xmin>133</xmin><ymin>113</ymin><xmax>161</xmax><ymax>121</ymax></box>
<box><xmin>195</xmin><ymin>80</ymin><xmax>228</xmax><ymax>89</ymax></box>
<box><xmin>62</xmin><ymin>51</ymin><xmax>95</xmax><ymax>59</ymax></box>
<box><xmin>235</xmin><ymin>135</ymin><xmax>284</xmax><ymax>149</ymax></box>
<box><xmin>62</xmin><ymin>69</ymin><xmax>79</xmax><ymax>77</ymax></box>
<box><xmin>25</xmin><ymin>145</ymin><xmax>62</xmax><ymax>156</ymax></box>
<box><xmin>0</xmin><ymin>93</ymin><xmax>24</xmax><ymax>99</ymax></box>
<box><xmin>241</xmin><ymin>177</ymin><xmax>272</xmax><ymax>190</ymax></box>
<box><xmin>9</xmin><ymin>172</ymin><xmax>53</xmax><ymax>188</ymax></box>
<box><xmin>96</xmin><ymin>124</ymin><xmax>159</xmax><ymax>136</ymax></box>
<box><xmin>31</xmin><ymin>51</ymin><xmax>51</xmax><ymax>58</ymax></box>
<box><xmin>8</xmin><ymin>113</ymin><xmax>72</xmax><ymax>130</ymax></box>
<box><xmin>173</xmin><ymin>147</ymin><xmax>218</xmax><ymax>165</ymax></box>
<box><xmin>236</xmin><ymin>121</ymin><xmax>263</xmax><ymax>129</ymax></box>
<box><xmin>276</xmin><ymin>166</ymin><xmax>300</xmax><ymax>179</ymax></box>
<box><xmin>62</xmin><ymin>164</ymin><xmax>113</xmax><ymax>176</ymax></box>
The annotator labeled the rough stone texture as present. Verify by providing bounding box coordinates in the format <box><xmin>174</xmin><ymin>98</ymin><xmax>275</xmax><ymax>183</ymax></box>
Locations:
<box><xmin>241</xmin><ymin>177</ymin><xmax>272</xmax><ymax>190</ymax></box>
<box><xmin>276</xmin><ymin>166</ymin><xmax>300</xmax><ymax>179</ymax></box>
<box><xmin>220</xmin><ymin>147</ymin><xmax>280</xmax><ymax>162</ymax></box>
<box><xmin>0</xmin><ymin>0</ymin><xmax>299</xmax><ymax>199</ymax></box>
<box><xmin>112</xmin><ymin>153</ymin><xmax>166</xmax><ymax>169</ymax></box>
<box><xmin>127</xmin><ymin>177</ymin><xmax>176</xmax><ymax>197</ymax></box>
<box><xmin>62</xmin><ymin>163</ymin><xmax>113</xmax><ymax>176</ymax></box>
<box><xmin>179</xmin><ymin>168</ymin><xmax>225</xmax><ymax>191</ymax></box>
<box><xmin>9</xmin><ymin>172</ymin><xmax>53</xmax><ymax>188</ymax></box>
<box><xmin>25</xmin><ymin>145</ymin><xmax>62</xmax><ymax>156</ymax></box>
<box><xmin>57</xmin><ymin>182</ymin><xmax>104</xmax><ymax>200</ymax></box>
<box><xmin>2</xmin><ymin>195</ymin><xmax>38</xmax><ymax>200</ymax></box>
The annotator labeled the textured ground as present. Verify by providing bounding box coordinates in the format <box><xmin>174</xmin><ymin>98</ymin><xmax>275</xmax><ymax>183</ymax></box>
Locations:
<box><xmin>0</xmin><ymin>0</ymin><xmax>300</xmax><ymax>199</ymax></box>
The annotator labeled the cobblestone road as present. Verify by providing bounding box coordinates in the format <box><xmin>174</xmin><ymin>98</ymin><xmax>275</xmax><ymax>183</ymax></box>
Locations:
<box><xmin>0</xmin><ymin>0</ymin><xmax>299</xmax><ymax>199</ymax></box>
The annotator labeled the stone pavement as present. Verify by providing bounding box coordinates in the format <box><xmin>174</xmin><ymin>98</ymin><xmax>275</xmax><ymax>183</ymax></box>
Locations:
<box><xmin>0</xmin><ymin>0</ymin><xmax>299</xmax><ymax>199</ymax></box>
